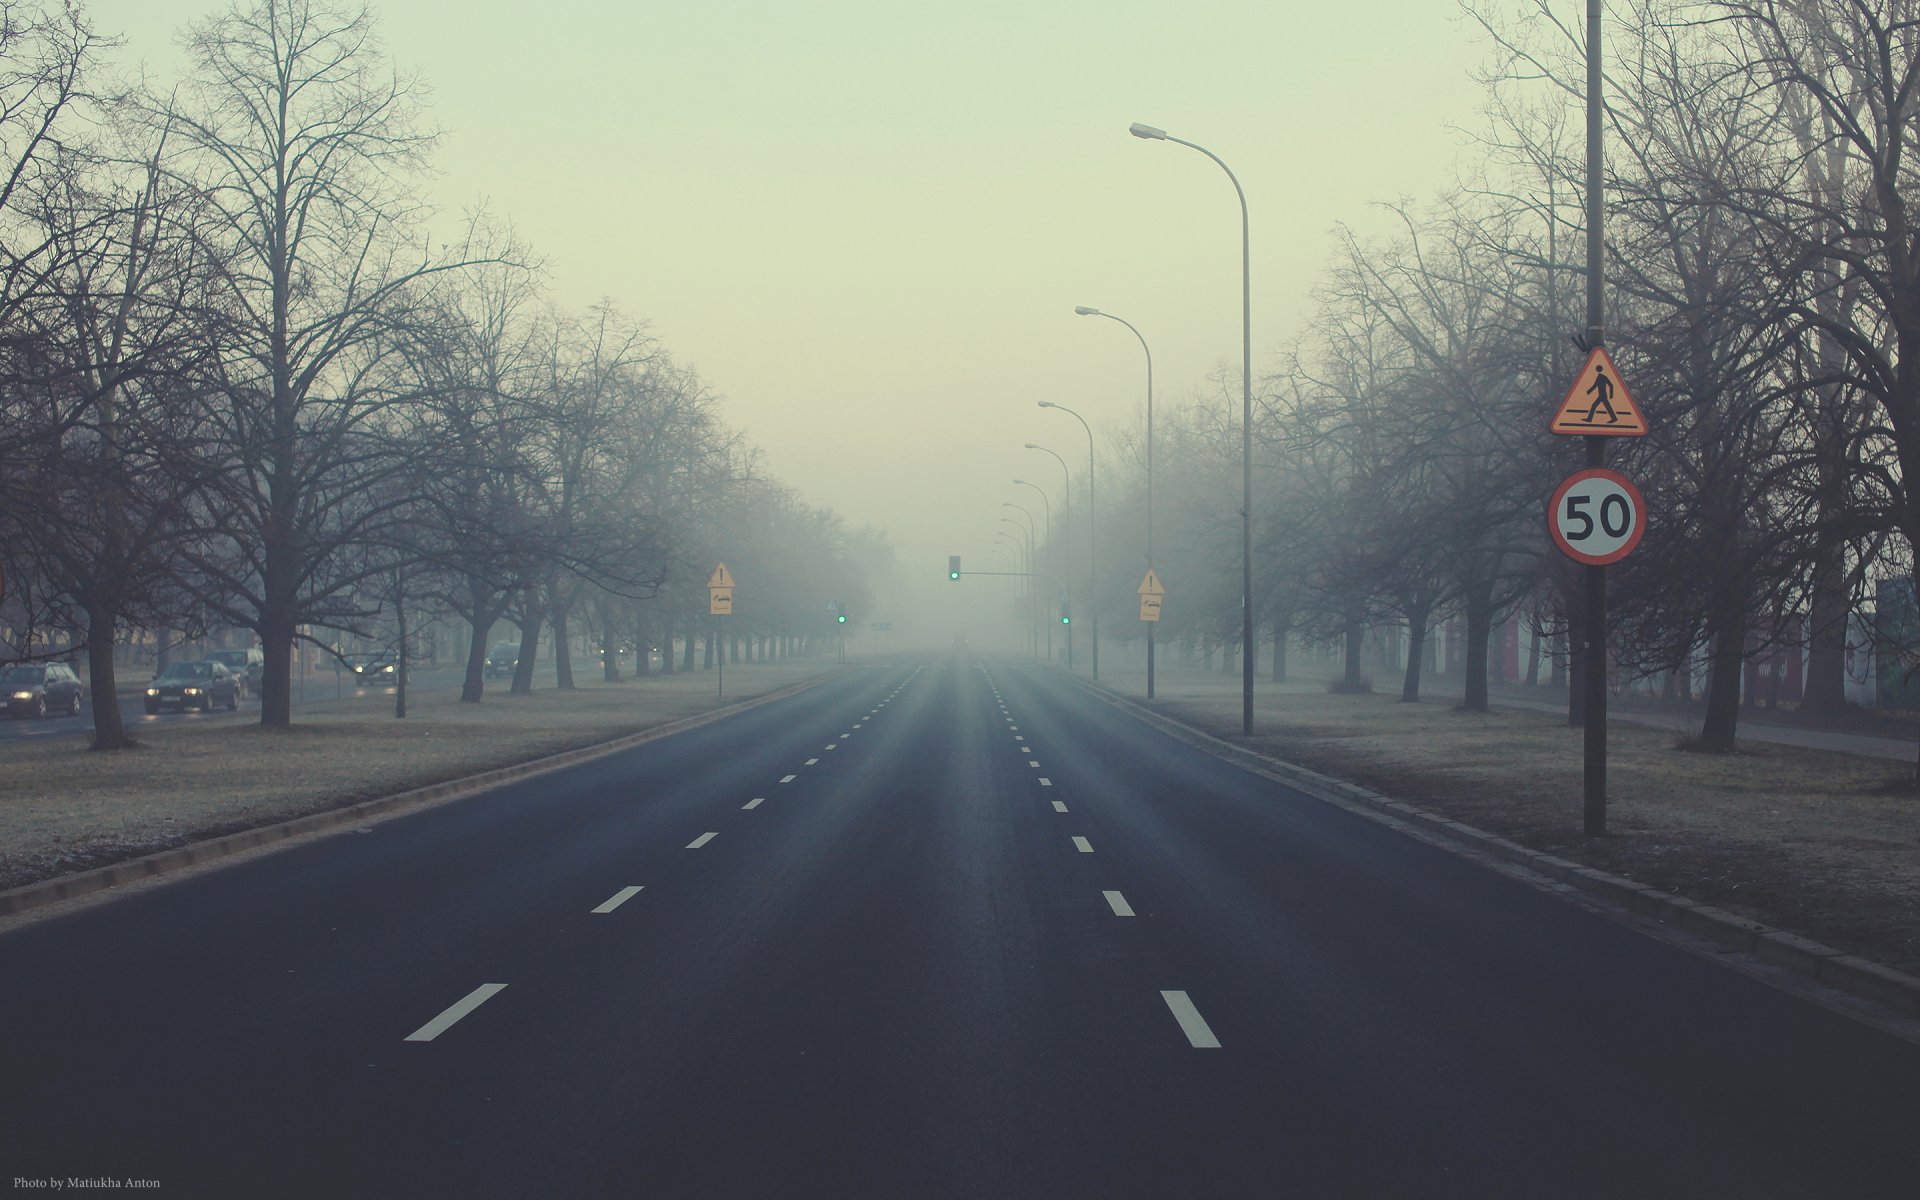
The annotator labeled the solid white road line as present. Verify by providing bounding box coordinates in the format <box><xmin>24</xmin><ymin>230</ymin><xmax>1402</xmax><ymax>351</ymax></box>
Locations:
<box><xmin>1052</xmin><ymin>800</ymin><xmax>1068</xmax><ymax>812</ymax></box>
<box><xmin>1103</xmin><ymin>891</ymin><xmax>1135</xmax><ymax>917</ymax></box>
<box><xmin>405</xmin><ymin>983</ymin><xmax>507</xmax><ymax>1043</ymax></box>
<box><xmin>1072</xmin><ymin>836</ymin><xmax>1093</xmax><ymax>853</ymax></box>
<box><xmin>780</xmin><ymin>774</ymin><xmax>798</xmax><ymax>783</ymax></box>
<box><xmin>592</xmin><ymin>885</ymin><xmax>645</xmax><ymax>914</ymax></box>
<box><xmin>1161</xmin><ymin>990</ymin><xmax>1222</xmax><ymax>1048</ymax></box>
<box><xmin>687</xmin><ymin>832</ymin><xmax>718</xmax><ymax>849</ymax></box>
<box><xmin>743</xmin><ymin>798</ymin><xmax>765</xmax><ymax>810</ymax></box>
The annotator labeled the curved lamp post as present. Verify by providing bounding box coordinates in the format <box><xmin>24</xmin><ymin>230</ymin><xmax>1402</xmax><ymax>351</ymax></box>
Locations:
<box><xmin>1039</xmin><ymin>400</ymin><xmax>1098</xmax><ymax>681</ymax></box>
<box><xmin>1003</xmin><ymin>503</ymin><xmax>1039</xmax><ymax>657</ymax></box>
<box><xmin>1130</xmin><ymin>119</ymin><xmax>1253</xmax><ymax>735</ymax></box>
<box><xmin>1075</xmin><ymin>305</ymin><xmax>1155</xmax><ymax>697</ymax></box>
<box><xmin>1025</xmin><ymin>442</ymin><xmax>1073</xmax><ymax>668</ymax></box>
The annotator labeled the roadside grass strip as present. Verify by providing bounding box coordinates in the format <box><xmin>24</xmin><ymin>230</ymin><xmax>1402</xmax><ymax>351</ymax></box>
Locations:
<box><xmin>591</xmin><ymin>886</ymin><xmax>644</xmax><ymax>914</ymax></box>
<box><xmin>405</xmin><ymin>983</ymin><xmax>507</xmax><ymax>1043</ymax></box>
<box><xmin>1160</xmin><ymin>991</ymin><xmax>1221</xmax><ymax>1048</ymax></box>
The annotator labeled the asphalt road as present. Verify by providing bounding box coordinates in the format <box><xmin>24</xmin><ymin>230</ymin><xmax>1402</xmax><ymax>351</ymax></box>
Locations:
<box><xmin>3</xmin><ymin>655</ymin><xmax>1918</xmax><ymax>1197</ymax></box>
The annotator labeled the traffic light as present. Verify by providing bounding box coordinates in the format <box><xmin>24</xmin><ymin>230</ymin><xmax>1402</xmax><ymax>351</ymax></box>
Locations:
<box><xmin>836</xmin><ymin>609</ymin><xmax>848</xmax><ymax>625</ymax></box>
<box><xmin>1060</xmin><ymin>601</ymin><xmax>1072</xmax><ymax>625</ymax></box>
<box><xmin>948</xmin><ymin>555</ymin><xmax>961</xmax><ymax>581</ymax></box>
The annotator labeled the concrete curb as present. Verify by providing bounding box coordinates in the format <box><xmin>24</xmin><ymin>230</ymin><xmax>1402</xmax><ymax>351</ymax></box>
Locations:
<box><xmin>1068</xmin><ymin>673</ymin><xmax>1920</xmax><ymax>1017</ymax></box>
<box><xmin>0</xmin><ymin>669</ymin><xmax>850</xmax><ymax>920</ymax></box>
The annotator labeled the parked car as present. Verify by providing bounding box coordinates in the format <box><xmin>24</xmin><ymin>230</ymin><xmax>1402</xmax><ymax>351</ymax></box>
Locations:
<box><xmin>145</xmin><ymin>661</ymin><xmax>240</xmax><ymax>713</ymax></box>
<box><xmin>484</xmin><ymin>643</ymin><xmax>520</xmax><ymax>680</ymax></box>
<box><xmin>1</xmin><ymin>663</ymin><xmax>85</xmax><ymax>718</ymax></box>
<box><xmin>352</xmin><ymin>653</ymin><xmax>398</xmax><ymax>686</ymax></box>
<box><xmin>203</xmin><ymin>648</ymin><xmax>264</xmax><ymax>697</ymax></box>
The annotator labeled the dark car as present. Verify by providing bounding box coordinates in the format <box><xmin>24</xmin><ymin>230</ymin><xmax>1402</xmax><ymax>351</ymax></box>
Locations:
<box><xmin>484</xmin><ymin>643</ymin><xmax>520</xmax><ymax>680</ymax></box>
<box><xmin>203</xmin><ymin>648</ymin><xmax>264</xmax><ymax>697</ymax></box>
<box><xmin>2</xmin><ymin>663</ymin><xmax>85</xmax><ymax>718</ymax></box>
<box><xmin>145</xmin><ymin>661</ymin><xmax>240</xmax><ymax>713</ymax></box>
<box><xmin>352</xmin><ymin>653</ymin><xmax>398</xmax><ymax>686</ymax></box>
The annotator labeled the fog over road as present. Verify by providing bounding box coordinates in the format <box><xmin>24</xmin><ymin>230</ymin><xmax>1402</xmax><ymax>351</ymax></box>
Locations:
<box><xmin>3</xmin><ymin>655</ymin><xmax>1916</xmax><ymax>1197</ymax></box>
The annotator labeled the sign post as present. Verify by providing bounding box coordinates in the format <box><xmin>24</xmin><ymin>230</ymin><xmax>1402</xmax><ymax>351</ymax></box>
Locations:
<box><xmin>708</xmin><ymin>563</ymin><xmax>734</xmax><ymax>699</ymax></box>
<box><xmin>1138</xmin><ymin>568</ymin><xmax>1165</xmax><ymax>699</ymax></box>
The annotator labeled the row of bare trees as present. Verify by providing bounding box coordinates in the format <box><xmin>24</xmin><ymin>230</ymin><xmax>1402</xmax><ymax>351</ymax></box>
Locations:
<box><xmin>1050</xmin><ymin>1</ymin><xmax>1918</xmax><ymax>751</ymax></box>
<box><xmin>0</xmin><ymin>1</ymin><xmax>882</xmax><ymax>749</ymax></box>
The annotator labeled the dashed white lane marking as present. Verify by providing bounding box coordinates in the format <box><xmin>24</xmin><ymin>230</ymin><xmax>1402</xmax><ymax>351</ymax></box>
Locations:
<box><xmin>687</xmin><ymin>832</ymin><xmax>719</xmax><ymax>849</ymax></box>
<box><xmin>1029</xmin><ymin>760</ymin><xmax>1041</xmax><ymax>768</ymax></box>
<box><xmin>743</xmin><ymin>798</ymin><xmax>765</xmax><ymax>810</ymax></box>
<box><xmin>405</xmin><ymin>983</ymin><xmax>507</xmax><ymax>1042</ymax></box>
<box><xmin>1039</xmin><ymin>778</ymin><xmax>1052</xmax><ymax>786</ymax></box>
<box><xmin>1052</xmin><ymin>800</ymin><xmax>1068</xmax><ymax>813</ymax></box>
<box><xmin>1072</xmin><ymin>836</ymin><xmax>1093</xmax><ymax>853</ymax></box>
<box><xmin>853</xmin><ymin>723</ymin><xmax>863</xmax><ymax>728</ymax></box>
<box><xmin>806</xmin><ymin>757</ymin><xmax>820</xmax><ymax>766</ymax></box>
<box><xmin>780</xmin><ymin>774</ymin><xmax>798</xmax><ymax>783</ymax></box>
<box><xmin>592</xmin><ymin>885</ymin><xmax>645</xmax><ymax>914</ymax></box>
<box><xmin>825</xmin><ymin>744</ymin><xmax>837</xmax><ymax>750</ymax></box>
<box><xmin>1103</xmin><ymin>891</ymin><xmax>1136</xmax><ymax>917</ymax></box>
<box><xmin>1161</xmin><ymin>991</ymin><xmax>1222</xmax><ymax>1048</ymax></box>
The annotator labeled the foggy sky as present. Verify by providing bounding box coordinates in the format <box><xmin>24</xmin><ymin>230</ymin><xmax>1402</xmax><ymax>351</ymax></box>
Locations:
<box><xmin>86</xmin><ymin>0</ymin><xmax>1491</xmax><ymax>646</ymax></box>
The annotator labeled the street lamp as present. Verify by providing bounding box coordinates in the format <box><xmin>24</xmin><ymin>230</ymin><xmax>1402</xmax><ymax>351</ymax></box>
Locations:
<box><xmin>1003</xmin><ymin>503</ymin><xmax>1039</xmax><ymax>657</ymax></box>
<box><xmin>1039</xmin><ymin>400</ymin><xmax>1098</xmax><ymax>681</ymax></box>
<box><xmin>1075</xmin><ymin>306</ymin><xmax>1155</xmax><ymax>696</ymax></box>
<box><xmin>1025</xmin><ymin>442</ymin><xmax>1073</xmax><ymax>668</ymax></box>
<box><xmin>1131</xmin><ymin>119</ymin><xmax>1254</xmax><ymax>736</ymax></box>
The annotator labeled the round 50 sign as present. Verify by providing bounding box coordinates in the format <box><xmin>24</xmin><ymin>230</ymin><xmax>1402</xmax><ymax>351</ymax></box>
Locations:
<box><xmin>1549</xmin><ymin>467</ymin><xmax>1646</xmax><ymax>565</ymax></box>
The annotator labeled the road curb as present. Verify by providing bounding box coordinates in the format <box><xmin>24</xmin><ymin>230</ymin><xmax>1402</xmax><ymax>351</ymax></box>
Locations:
<box><xmin>0</xmin><ymin>669</ymin><xmax>850</xmax><ymax>920</ymax></box>
<box><xmin>1068</xmin><ymin>673</ymin><xmax>1920</xmax><ymax>1018</ymax></box>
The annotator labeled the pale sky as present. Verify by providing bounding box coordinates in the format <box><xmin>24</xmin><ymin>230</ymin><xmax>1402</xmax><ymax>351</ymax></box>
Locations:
<box><xmin>87</xmin><ymin>0</ymin><xmax>1499</xmax><ymax>644</ymax></box>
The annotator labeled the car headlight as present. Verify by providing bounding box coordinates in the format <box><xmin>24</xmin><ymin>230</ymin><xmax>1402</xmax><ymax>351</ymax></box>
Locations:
<box><xmin>146</xmin><ymin>688</ymin><xmax>158</xmax><ymax>697</ymax></box>
<box><xmin>11</xmin><ymin>691</ymin><xmax>32</xmax><ymax>701</ymax></box>
<box><xmin>184</xmin><ymin>687</ymin><xmax>200</xmax><ymax>695</ymax></box>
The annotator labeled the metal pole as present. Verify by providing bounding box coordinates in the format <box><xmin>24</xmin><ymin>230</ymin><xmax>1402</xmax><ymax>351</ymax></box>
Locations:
<box><xmin>1584</xmin><ymin>0</ymin><xmax>1607</xmax><ymax>836</ymax></box>
<box><xmin>1027</xmin><ymin>443</ymin><xmax>1072</xmax><ymax>668</ymax></box>
<box><xmin>1042</xmin><ymin>403</ymin><xmax>1099</xmax><ymax>680</ymax></box>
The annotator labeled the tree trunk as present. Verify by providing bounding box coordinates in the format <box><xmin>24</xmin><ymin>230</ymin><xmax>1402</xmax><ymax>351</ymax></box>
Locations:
<box><xmin>1699</xmin><ymin>608</ymin><xmax>1747</xmax><ymax>751</ymax></box>
<box><xmin>511</xmin><ymin>596</ymin><xmax>540</xmax><ymax>694</ymax></box>
<box><xmin>1802</xmin><ymin>544</ymin><xmax>1849</xmax><ymax>714</ymax></box>
<box><xmin>461</xmin><ymin>620</ymin><xmax>491</xmax><ymax>702</ymax></box>
<box><xmin>86</xmin><ymin>605</ymin><xmax>134</xmax><ymax>750</ymax></box>
<box><xmin>1343</xmin><ymin>617</ymin><xmax>1364</xmax><ymax>688</ymax></box>
<box><xmin>1524</xmin><ymin>613</ymin><xmax>1542</xmax><ymax>687</ymax></box>
<box><xmin>394</xmin><ymin>583</ymin><xmax>409</xmax><ymax>719</ymax></box>
<box><xmin>1461</xmin><ymin>582</ymin><xmax>1493</xmax><ymax>712</ymax></box>
<box><xmin>551</xmin><ymin>597</ymin><xmax>575</xmax><ymax>690</ymax></box>
<box><xmin>1270</xmin><ymin>615</ymin><xmax>1288</xmax><ymax>681</ymax></box>
<box><xmin>259</xmin><ymin>606</ymin><xmax>296</xmax><ymax>727</ymax></box>
<box><xmin>1401</xmin><ymin>601</ymin><xmax>1431</xmax><ymax>703</ymax></box>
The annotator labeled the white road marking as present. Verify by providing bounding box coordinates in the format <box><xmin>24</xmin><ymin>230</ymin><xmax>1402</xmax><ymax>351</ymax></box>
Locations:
<box><xmin>743</xmin><ymin>798</ymin><xmax>765</xmax><ymax>810</ymax></box>
<box><xmin>1029</xmin><ymin>760</ymin><xmax>1041</xmax><ymax>768</ymax></box>
<box><xmin>592</xmin><ymin>886</ymin><xmax>645</xmax><ymax>914</ymax></box>
<box><xmin>687</xmin><ymin>832</ymin><xmax>718</xmax><ymax>849</ymax></box>
<box><xmin>1161</xmin><ymin>990</ymin><xmax>1222</xmax><ymax>1048</ymax></box>
<box><xmin>1104</xmin><ymin>891</ymin><xmax>1136</xmax><ymax>917</ymax></box>
<box><xmin>780</xmin><ymin>774</ymin><xmax>798</xmax><ymax>783</ymax></box>
<box><xmin>1039</xmin><ymin>778</ymin><xmax>1052</xmax><ymax>786</ymax></box>
<box><xmin>1052</xmin><ymin>801</ymin><xmax>1068</xmax><ymax>812</ymax></box>
<box><xmin>1072</xmin><ymin>836</ymin><xmax>1093</xmax><ymax>853</ymax></box>
<box><xmin>806</xmin><ymin>757</ymin><xmax>819</xmax><ymax>765</ymax></box>
<box><xmin>825</xmin><ymin>744</ymin><xmax>837</xmax><ymax>750</ymax></box>
<box><xmin>405</xmin><ymin>983</ymin><xmax>507</xmax><ymax>1043</ymax></box>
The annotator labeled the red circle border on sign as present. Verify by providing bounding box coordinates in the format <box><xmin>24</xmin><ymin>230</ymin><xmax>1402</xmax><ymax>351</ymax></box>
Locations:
<box><xmin>1548</xmin><ymin>467</ymin><xmax>1647</xmax><ymax>566</ymax></box>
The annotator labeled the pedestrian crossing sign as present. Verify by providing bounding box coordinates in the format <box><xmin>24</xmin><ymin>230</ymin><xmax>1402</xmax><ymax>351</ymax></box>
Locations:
<box><xmin>1550</xmin><ymin>346</ymin><xmax>1646</xmax><ymax>436</ymax></box>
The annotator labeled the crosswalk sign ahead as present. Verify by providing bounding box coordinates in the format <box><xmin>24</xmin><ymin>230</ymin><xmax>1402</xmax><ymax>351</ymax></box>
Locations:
<box><xmin>1550</xmin><ymin>346</ymin><xmax>1647</xmax><ymax>437</ymax></box>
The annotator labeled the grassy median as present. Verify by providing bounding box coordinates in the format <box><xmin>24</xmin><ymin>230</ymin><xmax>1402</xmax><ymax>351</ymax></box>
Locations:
<box><xmin>0</xmin><ymin>662</ymin><xmax>841</xmax><ymax>894</ymax></box>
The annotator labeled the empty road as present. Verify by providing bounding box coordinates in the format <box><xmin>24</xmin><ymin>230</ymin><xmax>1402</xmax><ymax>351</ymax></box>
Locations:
<box><xmin>3</xmin><ymin>655</ymin><xmax>1917</xmax><ymax>1197</ymax></box>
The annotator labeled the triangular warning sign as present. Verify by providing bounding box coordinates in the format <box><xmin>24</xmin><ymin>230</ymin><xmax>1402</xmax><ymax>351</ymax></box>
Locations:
<box><xmin>708</xmin><ymin>562</ymin><xmax>736</xmax><ymax>589</ymax></box>
<box><xmin>1137</xmin><ymin>568</ymin><xmax>1165</xmax><ymax>596</ymax></box>
<box><xmin>1550</xmin><ymin>347</ymin><xmax>1647</xmax><ymax>437</ymax></box>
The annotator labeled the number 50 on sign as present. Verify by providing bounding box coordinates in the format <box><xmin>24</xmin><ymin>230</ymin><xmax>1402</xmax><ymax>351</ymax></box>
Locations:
<box><xmin>1549</xmin><ymin>468</ymin><xmax>1647</xmax><ymax>565</ymax></box>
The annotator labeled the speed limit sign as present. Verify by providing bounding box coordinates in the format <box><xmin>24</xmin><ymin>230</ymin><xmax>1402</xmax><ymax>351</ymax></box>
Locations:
<box><xmin>1549</xmin><ymin>468</ymin><xmax>1646</xmax><ymax>565</ymax></box>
